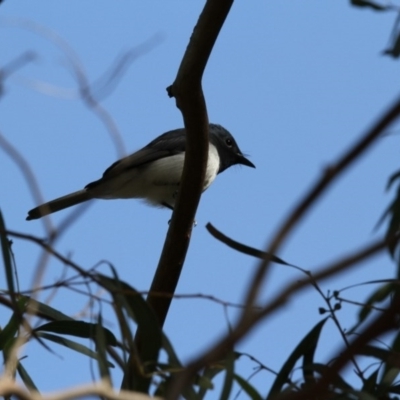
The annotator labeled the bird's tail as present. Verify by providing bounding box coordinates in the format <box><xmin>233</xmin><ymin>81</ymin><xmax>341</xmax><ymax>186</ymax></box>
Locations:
<box><xmin>26</xmin><ymin>190</ymin><xmax>91</xmax><ymax>220</ymax></box>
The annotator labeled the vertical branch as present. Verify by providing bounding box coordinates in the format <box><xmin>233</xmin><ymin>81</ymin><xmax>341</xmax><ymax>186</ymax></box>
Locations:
<box><xmin>147</xmin><ymin>0</ymin><xmax>234</xmax><ymax>328</ymax></box>
<box><xmin>122</xmin><ymin>0</ymin><xmax>234</xmax><ymax>392</ymax></box>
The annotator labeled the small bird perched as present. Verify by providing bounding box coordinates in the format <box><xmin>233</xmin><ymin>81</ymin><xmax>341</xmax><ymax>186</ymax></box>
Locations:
<box><xmin>26</xmin><ymin>123</ymin><xmax>255</xmax><ymax>220</ymax></box>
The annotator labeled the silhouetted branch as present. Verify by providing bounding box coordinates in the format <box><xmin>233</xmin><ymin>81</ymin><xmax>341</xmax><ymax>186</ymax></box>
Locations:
<box><xmin>244</xmin><ymin>92</ymin><xmax>400</xmax><ymax>313</ymax></box>
<box><xmin>283</xmin><ymin>294</ymin><xmax>400</xmax><ymax>400</ymax></box>
<box><xmin>168</xmin><ymin>235</ymin><xmax>392</xmax><ymax>398</ymax></box>
<box><xmin>206</xmin><ymin>222</ymin><xmax>296</xmax><ymax>267</ymax></box>
<box><xmin>124</xmin><ymin>0</ymin><xmax>234</xmax><ymax>393</ymax></box>
<box><xmin>145</xmin><ymin>0</ymin><xmax>233</xmax><ymax>330</ymax></box>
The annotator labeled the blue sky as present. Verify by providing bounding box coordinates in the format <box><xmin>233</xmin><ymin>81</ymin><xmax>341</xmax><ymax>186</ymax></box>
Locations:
<box><xmin>1</xmin><ymin>1</ymin><xmax>400</xmax><ymax>397</ymax></box>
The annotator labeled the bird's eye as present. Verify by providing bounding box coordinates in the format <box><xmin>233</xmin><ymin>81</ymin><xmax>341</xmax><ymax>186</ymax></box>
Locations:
<box><xmin>225</xmin><ymin>138</ymin><xmax>233</xmax><ymax>147</ymax></box>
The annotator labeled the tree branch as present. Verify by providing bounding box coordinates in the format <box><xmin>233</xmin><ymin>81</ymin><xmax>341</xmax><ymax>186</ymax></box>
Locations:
<box><xmin>147</xmin><ymin>0</ymin><xmax>233</xmax><ymax>328</ymax></box>
<box><xmin>122</xmin><ymin>0</ymin><xmax>234</xmax><ymax>393</ymax></box>
<box><xmin>167</xmin><ymin>236</ymin><xmax>393</xmax><ymax>397</ymax></box>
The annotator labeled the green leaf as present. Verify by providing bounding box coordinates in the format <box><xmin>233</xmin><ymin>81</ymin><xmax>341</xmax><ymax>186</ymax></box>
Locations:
<box><xmin>196</xmin><ymin>368</ymin><xmax>216</xmax><ymax>399</ymax></box>
<box><xmin>24</xmin><ymin>297</ymin><xmax>73</xmax><ymax>321</ymax></box>
<box><xmin>381</xmin><ymin>332</ymin><xmax>400</xmax><ymax>386</ymax></box>
<box><xmin>359</xmin><ymin>344</ymin><xmax>393</xmax><ymax>361</ymax></box>
<box><xmin>311</xmin><ymin>364</ymin><xmax>353</xmax><ymax>391</ymax></box>
<box><xmin>388</xmin><ymin>384</ymin><xmax>400</xmax><ymax>394</ymax></box>
<box><xmin>302</xmin><ymin>321</ymin><xmax>321</xmax><ymax>384</ymax></box>
<box><xmin>219</xmin><ymin>351</ymin><xmax>235</xmax><ymax>400</ymax></box>
<box><xmin>96</xmin><ymin>274</ymin><xmax>162</xmax><ymax>359</ymax></box>
<box><xmin>387</xmin><ymin>170</ymin><xmax>400</xmax><ymax>191</ymax></box>
<box><xmin>154</xmin><ymin>335</ymin><xmax>199</xmax><ymax>399</ymax></box>
<box><xmin>97</xmin><ymin>272</ymin><xmax>162</xmax><ymax>393</ymax></box>
<box><xmin>362</xmin><ymin>368</ymin><xmax>379</xmax><ymax>393</ymax></box>
<box><xmin>113</xmin><ymin>296</ymin><xmax>134</xmax><ymax>349</ymax></box>
<box><xmin>159</xmin><ymin>332</ymin><xmax>200</xmax><ymax>399</ymax></box>
<box><xmin>0</xmin><ymin>210</ymin><xmax>15</xmax><ymax>295</ymax></box>
<box><xmin>34</xmin><ymin>320</ymin><xmax>117</xmax><ymax>346</ymax></box>
<box><xmin>233</xmin><ymin>374</ymin><xmax>263</xmax><ymax>400</ymax></box>
<box><xmin>385</xmin><ymin>32</ymin><xmax>400</xmax><ymax>58</ymax></box>
<box><xmin>0</xmin><ymin>296</ymin><xmax>28</xmax><ymax>351</ymax></box>
<box><xmin>266</xmin><ymin>318</ymin><xmax>328</xmax><ymax>399</ymax></box>
<box><xmin>377</xmin><ymin>172</ymin><xmax>400</xmax><ymax>256</ymax></box>
<box><xmin>350</xmin><ymin>0</ymin><xmax>388</xmax><ymax>11</ymax></box>
<box><xmin>95</xmin><ymin>314</ymin><xmax>112</xmax><ymax>383</ymax></box>
<box><xmin>36</xmin><ymin>332</ymin><xmax>114</xmax><ymax>367</ymax></box>
<box><xmin>385</xmin><ymin>187</ymin><xmax>400</xmax><ymax>256</ymax></box>
<box><xmin>206</xmin><ymin>223</ymin><xmax>296</xmax><ymax>267</ymax></box>
<box><xmin>17</xmin><ymin>362</ymin><xmax>39</xmax><ymax>393</ymax></box>
<box><xmin>381</xmin><ymin>366</ymin><xmax>400</xmax><ymax>388</ymax></box>
<box><xmin>358</xmin><ymin>283</ymin><xmax>395</xmax><ymax>323</ymax></box>
<box><xmin>162</xmin><ymin>334</ymin><xmax>183</xmax><ymax>369</ymax></box>
<box><xmin>153</xmin><ymin>362</ymin><xmax>198</xmax><ymax>400</ymax></box>
<box><xmin>196</xmin><ymin>353</ymin><xmax>241</xmax><ymax>399</ymax></box>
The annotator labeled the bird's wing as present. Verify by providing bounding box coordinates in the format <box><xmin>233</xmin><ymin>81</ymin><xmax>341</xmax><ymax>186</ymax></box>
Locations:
<box><xmin>86</xmin><ymin>129</ymin><xmax>186</xmax><ymax>188</ymax></box>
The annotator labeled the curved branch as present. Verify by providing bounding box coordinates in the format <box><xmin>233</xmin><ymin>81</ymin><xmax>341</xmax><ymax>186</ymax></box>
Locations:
<box><xmin>147</xmin><ymin>0</ymin><xmax>234</xmax><ymax>328</ymax></box>
<box><xmin>123</xmin><ymin>0</ymin><xmax>234</xmax><ymax>393</ymax></box>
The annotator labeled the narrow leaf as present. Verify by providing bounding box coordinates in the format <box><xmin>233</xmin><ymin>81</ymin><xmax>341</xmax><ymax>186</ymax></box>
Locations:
<box><xmin>97</xmin><ymin>273</ymin><xmax>162</xmax><ymax>392</ymax></box>
<box><xmin>97</xmin><ymin>274</ymin><xmax>162</xmax><ymax>357</ymax></box>
<box><xmin>34</xmin><ymin>320</ymin><xmax>117</xmax><ymax>346</ymax></box>
<box><xmin>219</xmin><ymin>351</ymin><xmax>235</xmax><ymax>400</ymax></box>
<box><xmin>359</xmin><ymin>344</ymin><xmax>393</xmax><ymax>361</ymax></box>
<box><xmin>266</xmin><ymin>318</ymin><xmax>328</xmax><ymax>399</ymax></box>
<box><xmin>387</xmin><ymin>170</ymin><xmax>400</xmax><ymax>191</ymax></box>
<box><xmin>387</xmin><ymin>384</ymin><xmax>400</xmax><ymax>394</ymax></box>
<box><xmin>381</xmin><ymin>366</ymin><xmax>400</xmax><ymax>388</ymax></box>
<box><xmin>0</xmin><ymin>297</ymin><xmax>28</xmax><ymax>351</ymax></box>
<box><xmin>197</xmin><ymin>354</ymin><xmax>240</xmax><ymax>399</ymax></box>
<box><xmin>206</xmin><ymin>223</ymin><xmax>296</xmax><ymax>267</ymax></box>
<box><xmin>17</xmin><ymin>362</ymin><xmax>40</xmax><ymax>393</ymax></box>
<box><xmin>385</xmin><ymin>33</ymin><xmax>400</xmax><ymax>59</ymax></box>
<box><xmin>350</xmin><ymin>0</ymin><xmax>388</xmax><ymax>11</ymax></box>
<box><xmin>234</xmin><ymin>374</ymin><xmax>263</xmax><ymax>400</ymax></box>
<box><xmin>196</xmin><ymin>367</ymin><xmax>217</xmax><ymax>399</ymax></box>
<box><xmin>358</xmin><ymin>283</ymin><xmax>394</xmax><ymax>323</ymax></box>
<box><xmin>362</xmin><ymin>368</ymin><xmax>379</xmax><ymax>392</ymax></box>
<box><xmin>382</xmin><ymin>331</ymin><xmax>400</xmax><ymax>386</ymax></box>
<box><xmin>160</xmin><ymin>336</ymin><xmax>197</xmax><ymax>400</ymax></box>
<box><xmin>95</xmin><ymin>314</ymin><xmax>111</xmax><ymax>383</ymax></box>
<box><xmin>36</xmin><ymin>332</ymin><xmax>114</xmax><ymax>367</ymax></box>
<box><xmin>162</xmin><ymin>334</ymin><xmax>183</xmax><ymax>368</ymax></box>
<box><xmin>0</xmin><ymin>210</ymin><xmax>15</xmax><ymax>294</ymax></box>
<box><xmin>310</xmin><ymin>364</ymin><xmax>353</xmax><ymax>391</ymax></box>
<box><xmin>25</xmin><ymin>297</ymin><xmax>73</xmax><ymax>321</ymax></box>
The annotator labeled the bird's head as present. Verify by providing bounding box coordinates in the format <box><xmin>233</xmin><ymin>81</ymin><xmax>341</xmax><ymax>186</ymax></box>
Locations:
<box><xmin>209</xmin><ymin>124</ymin><xmax>255</xmax><ymax>173</ymax></box>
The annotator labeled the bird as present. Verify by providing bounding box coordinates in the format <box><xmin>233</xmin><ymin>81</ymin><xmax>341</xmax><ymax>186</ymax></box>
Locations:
<box><xmin>26</xmin><ymin>123</ymin><xmax>255</xmax><ymax>220</ymax></box>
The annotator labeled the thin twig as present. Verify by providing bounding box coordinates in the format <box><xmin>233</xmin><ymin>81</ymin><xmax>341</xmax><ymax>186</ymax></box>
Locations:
<box><xmin>244</xmin><ymin>92</ymin><xmax>400</xmax><ymax>311</ymax></box>
<box><xmin>169</xmin><ymin>236</ymin><xmax>391</xmax><ymax>398</ymax></box>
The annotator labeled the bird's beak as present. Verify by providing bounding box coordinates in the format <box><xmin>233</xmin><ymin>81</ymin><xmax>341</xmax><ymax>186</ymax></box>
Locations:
<box><xmin>237</xmin><ymin>154</ymin><xmax>255</xmax><ymax>168</ymax></box>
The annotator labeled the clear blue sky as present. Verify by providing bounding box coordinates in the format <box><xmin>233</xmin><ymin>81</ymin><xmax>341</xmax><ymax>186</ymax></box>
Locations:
<box><xmin>1</xmin><ymin>1</ymin><xmax>399</xmax><ymax>396</ymax></box>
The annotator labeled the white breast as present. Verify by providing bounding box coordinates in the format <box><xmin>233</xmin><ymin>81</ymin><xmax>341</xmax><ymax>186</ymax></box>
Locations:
<box><xmin>91</xmin><ymin>145</ymin><xmax>220</xmax><ymax>208</ymax></box>
<box><xmin>203</xmin><ymin>144</ymin><xmax>220</xmax><ymax>190</ymax></box>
